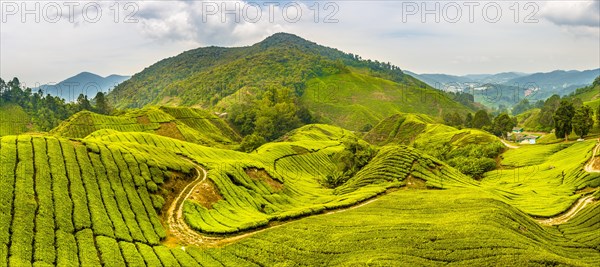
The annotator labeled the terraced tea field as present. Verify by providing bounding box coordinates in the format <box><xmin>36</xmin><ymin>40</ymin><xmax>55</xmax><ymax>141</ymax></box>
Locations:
<box><xmin>51</xmin><ymin>106</ymin><xmax>240</xmax><ymax>147</ymax></box>
<box><xmin>0</xmin><ymin>123</ymin><xmax>599</xmax><ymax>266</ymax></box>
<box><xmin>0</xmin><ymin>104</ymin><xmax>32</xmax><ymax>136</ymax></box>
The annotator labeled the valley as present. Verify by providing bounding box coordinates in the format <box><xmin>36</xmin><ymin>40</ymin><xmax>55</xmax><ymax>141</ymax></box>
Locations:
<box><xmin>1</xmin><ymin>32</ymin><xmax>599</xmax><ymax>266</ymax></box>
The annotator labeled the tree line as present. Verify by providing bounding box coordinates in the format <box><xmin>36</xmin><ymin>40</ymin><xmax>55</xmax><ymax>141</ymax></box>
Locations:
<box><xmin>444</xmin><ymin>99</ymin><xmax>597</xmax><ymax>141</ymax></box>
<box><xmin>0</xmin><ymin>77</ymin><xmax>111</xmax><ymax>131</ymax></box>
<box><xmin>443</xmin><ymin>109</ymin><xmax>517</xmax><ymax>139</ymax></box>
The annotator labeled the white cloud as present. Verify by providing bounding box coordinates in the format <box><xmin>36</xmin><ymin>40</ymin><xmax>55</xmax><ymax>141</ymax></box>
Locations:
<box><xmin>1</xmin><ymin>0</ymin><xmax>598</xmax><ymax>85</ymax></box>
<box><xmin>540</xmin><ymin>1</ymin><xmax>600</xmax><ymax>28</ymax></box>
<box><xmin>133</xmin><ymin>0</ymin><xmax>293</xmax><ymax>46</ymax></box>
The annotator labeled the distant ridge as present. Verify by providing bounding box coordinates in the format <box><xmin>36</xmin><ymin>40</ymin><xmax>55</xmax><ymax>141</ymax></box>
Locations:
<box><xmin>407</xmin><ymin>69</ymin><xmax>598</xmax><ymax>93</ymax></box>
<box><xmin>36</xmin><ymin>72</ymin><xmax>130</xmax><ymax>102</ymax></box>
<box><xmin>407</xmin><ymin>69</ymin><xmax>600</xmax><ymax>108</ymax></box>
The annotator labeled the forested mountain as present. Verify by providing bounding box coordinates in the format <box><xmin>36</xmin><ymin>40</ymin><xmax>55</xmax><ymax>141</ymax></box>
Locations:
<box><xmin>36</xmin><ymin>72</ymin><xmax>129</xmax><ymax>102</ymax></box>
<box><xmin>109</xmin><ymin>33</ymin><xmax>471</xmax><ymax>134</ymax></box>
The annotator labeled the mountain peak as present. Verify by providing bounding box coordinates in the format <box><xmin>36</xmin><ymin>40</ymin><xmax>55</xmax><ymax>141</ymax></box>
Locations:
<box><xmin>76</xmin><ymin>71</ymin><xmax>98</xmax><ymax>76</ymax></box>
<box><xmin>257</xmin><ymin>32</ymin><xmax>314</xmax><ymax>48</ymax></box>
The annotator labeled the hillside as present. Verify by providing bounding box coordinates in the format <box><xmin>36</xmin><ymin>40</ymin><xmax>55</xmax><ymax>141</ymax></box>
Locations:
<box><xmin>108</xmin><ymin>33</ymin><xmax>471</xmax><ymax>132</ymax></box>
<box><xmin>364</xmin><ymin>113</ymin><xmax>498</xmax><ymax>147</ymax></box>
<box><xmin>301</xmin><ymin>71</ymin><xmax>468</xmax><ymax>130</ymax></box>
<box><xmin>568</xmin><ymin>77</ymin><xmax>600</xmax><ymax>109</ymax></box>
<box><xmin>50</xmin><ymin>106</ymin><xmax>240</xmax><ymax>147</ymax></box>
<box><xmin>0</xmin><ymin>104</ymin><xmax>33</xmax><ymax>136</ymax></box>
<box><xmin>1</xmin><ymin>125</ymin><xmax>599</xmax><ymax>265</ymax></box>
<box><xmin>36</xmin><ymin>72</ymin><xmax>129</xmax><ymax>102</ymax></box>
<box><xmin>364</xmin><ymin>113</ymin><xmax>503</xmax><ymax>178</ymax></box>
<box><xmin>516</xmin><ymin>108</ymin><xmax>543</xmax><ymax>130</ymax></box>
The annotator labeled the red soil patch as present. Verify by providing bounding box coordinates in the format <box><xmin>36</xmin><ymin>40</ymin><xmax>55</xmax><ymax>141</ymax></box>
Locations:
<box><xmin>404</xmin><ymin>175</ymin><xmax>428</xmax><ymax>189</ymax></box>
<box><xmin>160</xmin><ymin>170</ymin><xmax>195</xmax><ymax>215</ymax></box>
<box><xmin>245</xmin><ymin>168</ymin><xmax>283</xmax><ymax>191</ymax></box>
<box><xmin>188</xmin><ymin>179</ymin><xmax>223</xmax><ymax>209</ymax></box>
<box><xmin>137</xmin><ymin>116</ymin><xmax>151</xmax><ymax>125</ymax></box>
<box><xmin>156</xmin><ymin>122</ymin><xmax>185</xmax><ymax>141</ymax></box>
<box><xmin>593</xmin><ymin>157</ymin><xmax>600</xmax><ymax>170</ymax></box>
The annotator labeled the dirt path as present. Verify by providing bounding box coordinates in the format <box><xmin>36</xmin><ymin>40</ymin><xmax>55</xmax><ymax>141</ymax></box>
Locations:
<box><xmin>584</xmin><ymin>141</ymin><xmax>600</xmax><ymax>173</ymax></box>
<box><xmin>165</xmin><ymin>160</ymin><xmax>209</xmax><ymax>247</ymax></box>
<box><xmin>501</xmin><ymin>139</ymin><xmax>520</xmax><ymax>149</ymax></box>
<box><xmin>164</xmin><ymin>159</ymin><xmax>387</xmax><ymax>247</ymax></box>
<box><xmin>536</xmin><ymin>142</ymin><xmax>600</xmax><ymax>226</ymax></box>
<box><xmin>537</xmin><ymin>196</ymin><xmax>596</xmax><ymax>226</ymax></box>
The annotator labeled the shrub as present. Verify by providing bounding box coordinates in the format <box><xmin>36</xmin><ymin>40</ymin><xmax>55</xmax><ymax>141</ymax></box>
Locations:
<box><xmin>447</xmin><ymin>157</ymin><xmax>496</xmax><ymax>179</ymax></box>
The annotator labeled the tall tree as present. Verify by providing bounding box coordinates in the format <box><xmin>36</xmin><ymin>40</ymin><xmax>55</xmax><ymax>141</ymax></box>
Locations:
<box><xmin>597</xmin><ymin>105</ymin><xmax>600</xmax><ymax>126</ymax></box>
<box><xmin>472</xmin><ymin>110</ymin><xmax>491</xmax><ymax>130</ymax></box>
<box><xmin>553</xmin><ymin>100</ymin><xmax>575</xmax><ymax>141</ymax></box>
<box><xmin>492</xmin><ymin>113</ymin><xmax>516</xmax><ymax>139</ymax></box>
<box><xmin>573</xmin><ymin>105</ymin><xmax>594</xmax><ymax>139</ymax></box>
<box><xmin>464</xmin><ymin>113</ymin><xmax>473</xmax><ymax>128</ymax></box>
<box><xmin>539</xmin><ymin>95</ymin><xmax>561</xmax><ymax>131</ymax></box>
<box><xmin>93</xmin><ymin>92</ymin><xmax>109</xmax><ymax>114</ymax></box>
<box><xmin>512</xmin><ymin>99</ymin><xmax>531</xmax><ymax>115</ymax></box>
<box><xmin>76</xmin><ymin>94</ymin><xmax>92</xmax><ymax>111</ymax></box>
<box><xmin>443</xmin><ymin>111</ymin><xmax>463</xmax><ymax>128</ymax></box>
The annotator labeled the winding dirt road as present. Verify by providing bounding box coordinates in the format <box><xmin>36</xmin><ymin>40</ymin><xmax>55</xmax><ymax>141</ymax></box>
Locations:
<box><xmin>164</xmin><ymin>159</ymin><xmax>387</xmax><ymax>247</ymax></box>
<box><xmin>165</xmin><ymin>161</ymin><xmax>210</xmax><ymax>247</ymax></box>
<box><xmin>536</xmin><ymin>196</ymin><xmax>596</xmax><ymax>226</ymax></box>
<box><xmin>536</xmin><ymin>142</ymin><xmax>600</xmax><ymax>226</ymax></box>
<box><xmin>501</xmin><ymin>139</ymin><xmax>520</xmax><ymax>149</ymax></box>
<box><xmin>584</xmin><ymin>141</ymin><xmax>600</xmax><ymax>173</ymax></box>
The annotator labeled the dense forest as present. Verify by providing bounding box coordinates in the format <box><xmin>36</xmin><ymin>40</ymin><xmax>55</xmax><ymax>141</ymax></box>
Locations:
<box><xmin>0</xmin><ymin>78</ymin><xmax>110</xmax><ymax>131</ymax></box>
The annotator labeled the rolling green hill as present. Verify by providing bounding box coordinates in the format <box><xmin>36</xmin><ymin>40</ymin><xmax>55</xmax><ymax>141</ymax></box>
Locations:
<box><xmin>108</xmin><ymin>33</ymin><xmax>471</xmax><ymax>132</ymax></box>
<box><xmin>1</xmin><ymin>123</ymin><xmax>599</xmax><ymax>266</ymax></box>
<box><xmin>363</xmin><ymin>113</ymin><xmax>500</xmax><ymax>155</ymax></box>
<box><xmin>363</xmin><ymin>113</ymin><xmax>438</xmax><ymax>145</ymax></box>
<box><xmin>0</xmin><ymin>104</ymin><xmax>33</xmax><ymax>136</ymax></box>
<box><xmin>516</xmin><ymin>108</ymin><xmax>543</xmax><ymax>130</ymax></box>
<box><xmin>364</xmin><ymin>113</ymin><xmax>503</xmax><ymax>178</ymax></box>
<box><xmin>50</xmin><ymin>106</ymin><xmax>240</xmax><ymax>147</ymax></box>
<box><xmin>301</xmin><ymin>71</ymin><xmax>468</xmax><ymax>130</ymax></box>
<box><xmin>581</xmin><ymin>84</ymin><xmax>600</xmax><ymax>110</ymax></box>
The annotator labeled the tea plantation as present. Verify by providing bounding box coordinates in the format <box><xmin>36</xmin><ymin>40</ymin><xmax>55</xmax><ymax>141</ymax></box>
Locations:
<box><xmin>0</xmin><ymin>122</ymin><xmax>599</xmax><ymax>266</ymax></box>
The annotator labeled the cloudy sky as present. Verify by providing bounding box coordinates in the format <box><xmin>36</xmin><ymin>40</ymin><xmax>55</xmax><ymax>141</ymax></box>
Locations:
<box><xmin>1</xmin><ymin>0</ymin><xmax>599</xmax><ymax>86</ymax></box>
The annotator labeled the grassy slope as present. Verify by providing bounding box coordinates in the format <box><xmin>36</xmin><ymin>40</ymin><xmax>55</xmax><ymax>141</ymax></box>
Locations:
<box><xmin>580</xmin><ymin>83</ymin><xmax>600</xmax><ymax>109</ymax></box>
<box><xmin>363</xmin><ymin>113</ymin><xmax>438</xmax><ymax>145</ymax></box>
<box><xmin>579</xmin><ymin>89</ymin><xmax>600</xmax><ymax>103</ymax></box>
<box><xmin>50</xmin><ymin>106</ymin><xmax>241</xmax><ymax>147</ymax></box>
<box><xmin>302</xmin><ymin>71</ymin><xmax>469</xmax><ymax>131</ymax></box>
<box><xmin>1</xmin><ymin>124</ymin><xmax>599</xmax><ymax>266</ymax></box>
<box><xmin>483</xmin><ymin>141</ymin><xmax>599</xmax><ymax>216</ymax></box>
<box><xmin>212</xmin><ymin>189</ymin><xmax>600</xmax><ymax>266</ymax></box>
<box><xmin>0</xmin><ymin>104</ymin><xmax>32</xmax><ymax>136</ymax></box>
<box><xmin>363</xmin><ymin>112</ymin><xmax>500</xmax><ymax>159</ymax></box>
<box><xmin>516</xmin><ymin>108</ymin><xmax>542</xmax><ymax>131</ymax></box>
